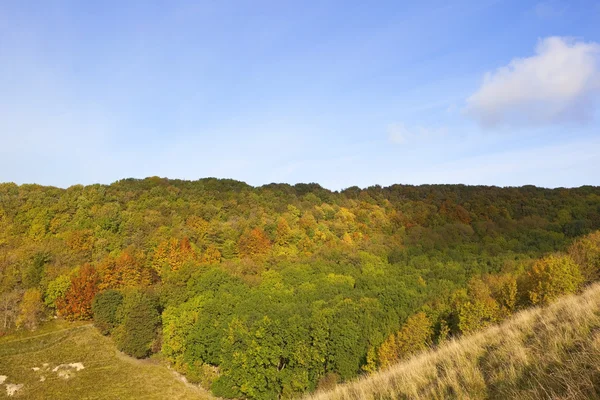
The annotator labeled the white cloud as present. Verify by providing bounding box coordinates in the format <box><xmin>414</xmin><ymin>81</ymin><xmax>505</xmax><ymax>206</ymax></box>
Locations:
<box><xmin>387</xmin><ymin>123</ymin><xmax>447</xmax><ymax>144</ymax></box>
<box><xmin>465</xmin><ymin>37</ymin><xmax>600</xmax><ymax>128</ymax></box>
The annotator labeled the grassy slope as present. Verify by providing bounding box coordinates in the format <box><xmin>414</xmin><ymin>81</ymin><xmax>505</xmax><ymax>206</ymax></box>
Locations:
<box><xmin>0</xmin><ymin>321</ymin><xmax>211</xmax><ymax>399</ymax></box>
<box><xmin>307</xmin><ymin>283</ymin><xmax>600</xmax><ymax>400</ymax></box>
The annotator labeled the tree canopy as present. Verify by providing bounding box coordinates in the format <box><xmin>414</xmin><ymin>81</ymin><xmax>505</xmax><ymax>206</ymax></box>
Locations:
<box><xmin>1</xmin><ymin>178</ymin><xmax>600</xmax><ymax>398</ymax></box>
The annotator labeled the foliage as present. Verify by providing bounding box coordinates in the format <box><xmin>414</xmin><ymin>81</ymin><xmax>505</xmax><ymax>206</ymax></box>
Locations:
<box><xmin>308</xmin><ymin>283</ymin><xmax>600</xmax><ymax>400</ymax></box>
<box><xmin>458</xmin><ymin>279</ymin><xmax>500</xmax><ymax>334</ymax></box>
<box><xmin>98</xmin><ymin>249</ymin><xmax>155</xmax><ymax>290</ymax></box>
<box><xmin>568</xmin><ymin>231</ymin><xmax>600</xmax><ymax>283</ymax></box>
<box><xmin>57</xmin><ymin>264</ymin><xmax>100</xmax><ymax>320</ymax></box>
<box><xmin>114</xmin><ymin>290</ymin><xmax>161</xmax><ymax>358</ymax></box>
<box><xmin>92</xmin><ymin>289</ymin><xmax>124</xmax><ymax>335</ymax></box>
<box><xmin>377</xmin><ymin>334</ymin><xmax>398</xmax><ymax>369</ymax></box>
<box><xmin>44</xmin><ymin>275</ymin><xmax>71</xmax><ymax>310</ymax></box>
<box><xmin>377</xmin><ymin>312</ymin><xmax>432</xmax><ymax>368</ymax></box>
<box><xmin>238</xmin><ymin>227</ymin><xmax>271</xmax><ymax>258</ymax></box>
<box><xmin>395</xmin><ymin>312</ymin><xmax>433</xmax><ymax>357</ymax></box>
<box><xmin>1</xmin><ymin>179</ymin><xmax>600</xmax><ymax>397</ymax></box>
<box><xmin>23</xmin><ymin>252</ymin><xmax>50</xmax><ymax>288</ymax></box>
<box><xmin>16</xmin><ymin>288</ymin><xmax>44</xmax><ymax>330</ymax></box>
<box><xmin>527</xmin><ymin>254</ymin><xmax>583</xmax><ymax>305</ymax></box>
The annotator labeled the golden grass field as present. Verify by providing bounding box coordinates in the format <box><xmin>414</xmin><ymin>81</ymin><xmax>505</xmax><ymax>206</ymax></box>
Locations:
<box><xmin>0</xmin><ymin>320</ymin><xmax>211</xmax><ymax>399</ymax></box>
<box><xmin>306</xmin><ymin>283</ymin><xmax>600</xmax><ymax>400</ymax></box>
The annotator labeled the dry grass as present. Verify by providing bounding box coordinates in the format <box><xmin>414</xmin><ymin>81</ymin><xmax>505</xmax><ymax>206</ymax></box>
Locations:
<box><xmin>0</xmin><ymin>320</ymin><xmax>212</xmax><ymax>399</ymax></box>
<box><xmin>306</xmin><ymin>283</ymin><xmax>600</xmax><ymax>400</ymax></box>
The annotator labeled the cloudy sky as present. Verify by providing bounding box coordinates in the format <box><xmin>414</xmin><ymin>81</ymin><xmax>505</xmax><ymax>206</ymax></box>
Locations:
<box><xmin>1</xmin><ymin>0</ymin><xmax>599</xmax><ymax>189</ymax></box>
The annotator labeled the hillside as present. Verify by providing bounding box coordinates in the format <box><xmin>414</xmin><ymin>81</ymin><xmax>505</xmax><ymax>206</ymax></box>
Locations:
<box><xmin>306</xmin><ymin>282</ymin><xmax>600</xmax><ymax>400</ymax></box>
<box><xmin>0</xmin><ymin>319</ymin><xmax>211</xmax><ymax>399</ymax></box>
<box><xmin>2</xmin><ymin>179</ymin><xmax>600</xmax><ymax>398</ymax></box>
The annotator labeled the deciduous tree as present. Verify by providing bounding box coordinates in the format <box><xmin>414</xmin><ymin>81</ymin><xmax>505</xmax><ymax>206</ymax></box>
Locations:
<box><xmin>16</xmin><ymin>288</ymin><xmax>44</xmax><ymax>330</ymax></box>
<box><xmin>57</xmin><ymin>264</ymin><xmax>99</xmax><ymax>320</ymax></box>
<box><xmin>527</xmin><ymin>255</ymin><xmax>583</xmax><ymax>305</ymax></box>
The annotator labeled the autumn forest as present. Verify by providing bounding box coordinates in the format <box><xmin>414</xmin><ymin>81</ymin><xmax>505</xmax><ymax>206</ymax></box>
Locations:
<box><xmin>2</xmin><ymin>178</ymin><xmax>600</xmax><ymax>399</ymax></box>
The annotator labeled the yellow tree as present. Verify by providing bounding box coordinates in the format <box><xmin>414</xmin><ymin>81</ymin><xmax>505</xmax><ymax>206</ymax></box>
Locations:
<box><xmin>458</xmin><ymin>278</ymin><xmax>500</xmax><ymax>334</ymax></box>
<box><xmin>98</xmin><ymin>249</ymin><xmax>153</xmax><ymax>290</ymax></box>
<box><xmin>152</xmin><ymin>238</ymin><xmax>197</xmax><ymax>274</ymax></box>
<box><xmin>201</xmin><ymin>244</ymin><xmax>222</xmax><ymax>264</ymax></box>
<box><xmin>395</xmin><ymin>312</ymin><xmax>433</xmax><ymax>358</ymax></box>
<box><xmin>361</xmin><ymin>346</ymin><xmax>378</xmax><ymax>373</ymax></box>
<box><xmin>275</xmin><ymin>217</ymin><xmax>292</xmax><ymax>246</ymax></box>
<box><xmin>378</xmin><ymin>312</ymin><xmax>433</xmax><ymax>369</ymax></box>
<box><xmin>16</xmin><ymin>288</ymin><xmax>44</xmax><ymax>330</ymax></box>
<box><xmin>377</xmin><ymin>333</ymin><xmax>398</xmax><ymax>369</ymax></box>
<box><xmin>527</xmin><ymin>254</ymin><xmax>583</xmax><ymax>305</ymax></box>
<box><xmin>186</xmin><ymin>216</ymin><xmax>209</xmax><ymax>243</ymax></box>
<box><xmin>568</xmin><ymin>231</ymin><xmax>600</xmax><ymax>284</ymax></box>
<box><xmin>480</xmin><ymin>274</ymin><xmax>518</xmax><ymax>317</ymax></box>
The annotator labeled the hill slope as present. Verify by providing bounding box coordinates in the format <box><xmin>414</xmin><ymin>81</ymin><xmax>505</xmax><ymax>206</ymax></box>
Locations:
<box><xmin>0</xmin><ymin>320</ymin><xmax>211</xmax><ymax>399</ymax></box>
<box><xmin>306</xmin><ymin>283</ymin><xmax>600</xmax><ymax>400</ymax></box>
<box><xmin>2</xmin><ymin>179</ymin><xmax>600</xmax><ymax>397</ymax></box>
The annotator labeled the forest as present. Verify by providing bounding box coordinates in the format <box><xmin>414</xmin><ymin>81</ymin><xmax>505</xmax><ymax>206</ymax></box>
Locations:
<box><xmin>1</xmin><ymin>177</ymin><xmax>600</xmax><ymax>399</ymax></box>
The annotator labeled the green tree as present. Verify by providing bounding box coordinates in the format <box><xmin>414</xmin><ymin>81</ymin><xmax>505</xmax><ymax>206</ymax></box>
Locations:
<box><xmin>114</xmin><ymin>290</ymin><xmax>161</xmax><ymax>358</ymax></box>
<box><xmin>215</xmin><ymin>317</ymin><xmax>284</xmax><ymax>399</ymax></box>
<box><xmin>23</xmin><ymin>252</ymin><xmax>50</xmax><ymax>288</ymax></box>
<box><xmin>92</xmin><ymin>290</ymin><xmax>124</xmax><ymax>335</ymax></box>
<box><xmin>44</xmin><ymin>275</ymin><xmax>71</xmax><ymax>310</ymax></box>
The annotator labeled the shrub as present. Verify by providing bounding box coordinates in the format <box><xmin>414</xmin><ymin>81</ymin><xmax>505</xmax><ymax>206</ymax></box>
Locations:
<box><xmin>92</xmin><ymin>290</ymin><xmax>124</xmax><ymax>335</ymax></box>
<box><xmin>114</xmin><ymin>290</ymin><xmax>160</xmax><ymax>358</ymax></box>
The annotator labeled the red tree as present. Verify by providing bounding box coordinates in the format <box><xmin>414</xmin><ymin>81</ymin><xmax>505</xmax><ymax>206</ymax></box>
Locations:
<box><xmin>238</xmin><ymin>228</ymin><xmax>271</xmax><ymax>258</ymax></box>
<box><xmin>57</xmin><ymin>264</ymin><xmax>100</xmax><ymax>320</ymax></box>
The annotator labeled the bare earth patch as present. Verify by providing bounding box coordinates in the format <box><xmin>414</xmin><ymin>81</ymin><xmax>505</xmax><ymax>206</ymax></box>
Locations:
<box><xmin>6</xmin><ymin>383</ymin><xmax>24</xmax><ymax>397</ymax></box>
<box><xmin>51</xmin><ymin>362</ymin><xmax>85</xmax><ymax>379</ymax></box>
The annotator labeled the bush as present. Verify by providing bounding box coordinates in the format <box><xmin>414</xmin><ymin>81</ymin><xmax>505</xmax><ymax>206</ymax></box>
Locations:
<box><xmin>211</xmin><ymin>375</ymin><xmax>240</xmax><ymax>399</ymax></box>
<box><xmin>92</xmin><ymin>290</ymin><xmax>124</xmax><ymax>335</ymax></box>
<box><xmin>183</xmin><ymin>361</ymin><xmax>219</xmax><ymax>389</ymax></box>
<box><xmin>114</xmin><ymin>290</ymin><xmax>161</xmax><ymax>358</ymax></box>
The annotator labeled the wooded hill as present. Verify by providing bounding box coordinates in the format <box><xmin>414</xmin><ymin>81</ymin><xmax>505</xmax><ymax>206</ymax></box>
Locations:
<box><xmin>1</xmin><ymin>178</ymin><xmax>600</xmax><ymax>399</ymax></box>
<box><xmin>306</xmin><ymin>280</ymin><xmax>600</xmax><ymax>400</ymax></box>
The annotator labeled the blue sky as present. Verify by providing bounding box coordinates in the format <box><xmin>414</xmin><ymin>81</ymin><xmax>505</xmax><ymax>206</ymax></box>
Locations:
<box><xmin>1</xmin><ymin>0</ymin><xmax>599</xmax><ymax>190</ymax></box>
